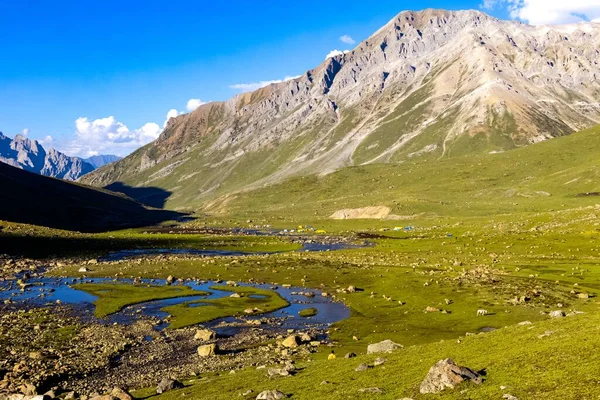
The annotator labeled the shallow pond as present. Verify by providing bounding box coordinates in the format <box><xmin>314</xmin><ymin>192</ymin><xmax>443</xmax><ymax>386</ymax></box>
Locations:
<box><xmin>0</xmin><ymin>278</ymin><xmax>350</xmax><ymax>336</ymax></box>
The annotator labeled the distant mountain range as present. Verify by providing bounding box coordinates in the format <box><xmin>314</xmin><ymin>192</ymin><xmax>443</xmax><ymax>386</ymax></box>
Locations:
<box><xmin>0</xmin><ymin>132</ymin><xmax>120</xmax><ymax>180</ymax></box>
<box><xmin>81</xmin><ymin>9</ymin><xmax>600</xmax><ymax>210</ymax></box>
<box><xmin>84</xmin><ymin>154</ymin><xmax>122</xmax><ymax>169</ymax></box>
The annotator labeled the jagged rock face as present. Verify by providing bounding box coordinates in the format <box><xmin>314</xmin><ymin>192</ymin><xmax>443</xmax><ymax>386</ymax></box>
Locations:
<box><xmin>0</xmin><ymin>132</ymin><xmax>94</xmax><ymax>180</ymax></box>
<box><xmin>81</xmin><ymin>10</ymin><xmax>600</xmax><ymax>208</ymax></box>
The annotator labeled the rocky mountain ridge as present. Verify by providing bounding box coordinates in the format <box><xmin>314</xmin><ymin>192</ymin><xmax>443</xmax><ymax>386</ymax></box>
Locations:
<box><xmin>0</xmin><ymin>132</ymin><xmax>96</xmax><ymax>180</ymax></box>
<box><xmin>80</xmin><ymin>9</ymin><xmax>600</xmax><ymax>209</ymax></box>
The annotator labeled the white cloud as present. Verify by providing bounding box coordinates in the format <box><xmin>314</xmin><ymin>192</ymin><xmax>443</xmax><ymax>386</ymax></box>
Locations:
<box><xmin>485</xmin><ymin>0</ymin><xmax>600</xmax><ymax>25</ymax></box>
<box><xmin>340</xmin><ymin>34</ymin><xmax>356</xmax><ymax>45</ymax></box>
<box><xmin>164</xmin><ymin>108</ymin><xmax>182</xmax><ymax>128</ymax></box>
<box><xmin>480</xmin><ymin>0</ymin><xmax>498</xmax><ymax>10</ymax></box>
<box><xmin>325</xmin><ymin>49</ymin><xmax>350</xmax><ymax>59</ymax></box>
<box><xmin>186</xmin><ymin>98</ymin><xmax>206</xmax><ymax>111</ymax></box>
<box><xmin>21</xmin><ymin>128</ymin><xmax>30</xmax><ymax>136</ymax></box>
<box><xmin>39</xmin><ymin>135</ymin><xmax>53</xmax><ymax>145</ymax></box>
<box><xmin>59</xmin><ymin>114</ymin><xmax>167</xmax><ymax>158</ymax></box>
<box><xmin>229</xmin><ymin>75</ymin><xmax>301</xmax><ymax>92</ymax></box>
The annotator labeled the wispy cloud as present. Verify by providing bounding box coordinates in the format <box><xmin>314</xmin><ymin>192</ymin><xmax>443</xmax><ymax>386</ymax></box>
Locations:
<box><xmin>229</xmin><ymin>75</ymin><xmax>301</xmax><ymax>92</ymax></box>
<box><xmin>186</xmin><ymin>98</ymin><xmax>206</xmax><ymax>111</ymax></box>
<box><xmin>59</xmin><ymin>116</ymin><xmax>163</xmax><ymax>158</ymax></box>
<box><xmin>339</xmin><ymin>34</ymin><xmax>356</xmax><ymax>45</ymax></box>
<box><xmin>325</xmin><ymin>49</ymin><xmax>350</xmax><ymax>59</ymax></box>
<box><xmin>56</xmin><ymin>97</ymin><xmax>206</xmax><ymax>157</ymax></box>
<box><xmin>482</xmin><ymin>0</ymin><xmax>600</xmax><ymax>25</ymax></box>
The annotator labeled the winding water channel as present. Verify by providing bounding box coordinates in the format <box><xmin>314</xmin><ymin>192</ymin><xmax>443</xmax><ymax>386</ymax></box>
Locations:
<box><xmin>0</xmin><ymin>239</ymin><xmax>363</xmax><ymax>335</ymax></box>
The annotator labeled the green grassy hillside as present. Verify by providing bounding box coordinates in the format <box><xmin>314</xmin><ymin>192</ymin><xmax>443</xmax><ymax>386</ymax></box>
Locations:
<box><xmin>212</xmin><ymin>124</ymin><xmax>600</xmax><ymax>223</ymax></box>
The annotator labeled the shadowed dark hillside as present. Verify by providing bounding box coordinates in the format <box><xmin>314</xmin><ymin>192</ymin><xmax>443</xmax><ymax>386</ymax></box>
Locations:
<box><xmin>0</xmin><ymin>162</ymin><xmax>186</xmax><ymax>232</ymax></box>
<box><xmin>105</xmin><ymin>182</ymin><xmax>171</xmax><ymax>208</ymax></box>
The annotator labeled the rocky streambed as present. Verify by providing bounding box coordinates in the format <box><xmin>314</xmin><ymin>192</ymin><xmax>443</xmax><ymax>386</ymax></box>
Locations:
<box><xmin>0</xmin><ymin>243</ymin><xmax>355</xmax><ymax>398</ymax></box>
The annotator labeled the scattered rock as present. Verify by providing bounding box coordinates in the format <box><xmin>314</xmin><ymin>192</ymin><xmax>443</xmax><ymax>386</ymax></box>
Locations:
<box><xmin>156</xmin><ymin>377</ymin><xmax>183</xmax><ymax>394</ymax></box>
<box><xmin>281</xmin><ymin>335</ymin><xmax>300</xmax><ymax>348</ymax></box>
<box><xmin>373</xmin><ymin>357</ymin><xmax>386</xmax><ymax>366</ymax></box>
<box><xmin>344</xmin><ymin>352</ymin><xmax>357</xmax><ymax>359</ymax></box>
<box><xmin>367</xmin><ymin>339</ymin><xmax>403</xmax><ymax>354</ymax></box>
<box><xmin>18</xmin><ymin>383</ymin><xmax>37</xmax><ymax>395</ymax></box>
<box><xmin>267</xmin><ymin>367</ymin><xmax>291</xmax><ymax>378</ymax></box>
<box><xmin>419</xmin><ymin>359</ymin><xmax>483</xmax><ymax>394</ymax></box>
<box><xmin>503</xmin><ymin>395</ymin><xmax>518</xmax><ymax>400</ymax></box>
<box><xmin>256</xmin><ymin>390</ymin><xmax>286</xmax><ymax>399</ymax></box>
<box><xmin>194</xmin><ymin>328</ymin><xmax>216</xmax><ymax>342</ymax></box>
<box><xmin>538</xmin><ymin>330</ymin><xmax>553</xmax><ymax>339</ymax></box>
<box><xmin>355</xmin><ymin>363</ymin><xmax>369</xmax><ymax>372</ymax></box>
<box><xmin>197</xmin><ymin>343</ymin><xmax>217</xmax><ymax>357</ymax></box>
<box><xmin>549</xmin><ymin>310</ymin><xmax>566</xmax><ymax>319</ymax></box>
<box><xmin>110</xmin><ymin>387</ymin><xmax>133</xmax><ymax>400</ymax></box>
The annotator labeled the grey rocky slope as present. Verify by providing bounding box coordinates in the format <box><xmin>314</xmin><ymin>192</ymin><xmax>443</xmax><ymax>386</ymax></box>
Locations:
<box><xmin>80</xmin><ymin>9</ymin><xmax>600</xmax><ymax>209</ymax></box>
<box><xmin>0</xmin><ymin>132</ymin><xmax>94</xmax><ymax>180</ymax></box>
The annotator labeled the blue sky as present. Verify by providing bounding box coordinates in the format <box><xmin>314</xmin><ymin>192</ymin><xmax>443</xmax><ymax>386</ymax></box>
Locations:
<box><xmin>1</xmin><ymin>0</ymin><xmax>597</xmax><ymax>157</ymax></box>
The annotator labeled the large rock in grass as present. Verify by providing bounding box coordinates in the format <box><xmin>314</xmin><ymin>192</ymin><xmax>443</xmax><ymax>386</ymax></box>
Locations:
<box><xmin>419</xmin><ymin>359</ymin><xmax>483</xmax><ymax>394</ymax></box>
<box><xmin>549</xmin><ymin>310</ymin><xmax>566</xmax><ymax>318</ymax></box>
<box><xmin>156</xmin><ymin>377</ymin><xmax>183</xmax><ymax>394</ymax></box>
<box><xmin>367</xmin><ymin>339</ymin><xmax>403</xmax><ymax>354</ymax></box>
<box><xmin>281</xmin><ymin>335</ymin><xmax>300</xmax><ymax>348</ymax></box>
<box><xmin>197</xmin><ymin>343</ymin><xmax>217</xmax><ymax>357</ymax></box>
<box><xmin>194</xmin><ymin>328</ymin><xmax>216</xmax><ymax>342</ymax></box>
<box><xmin>256</xmin><ymin>390</ymin><xmax>286</xmax><ymax>400</ymax></box>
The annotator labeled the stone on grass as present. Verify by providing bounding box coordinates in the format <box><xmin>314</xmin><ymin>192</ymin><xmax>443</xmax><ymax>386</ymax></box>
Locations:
<box><xmin>373</xmin><ymin>357</ymin><xmax>386</xmax><ymax>366</ymax></box>
<box><xmin>420</xmin><ymin>359</ymin><xmax>483</xmax><ymax>394</ymax></box>
<box><xmin>194</xmin><ymin>328</ymin><xmax>216</xmax><ymax>342</ymax></box>
<box><xmin>549</xmin><ymin>310</ymin><xmax>565</xmax><ymax>318</ymax></box>
<box><xmin>355</xmin><ymin>363</ymin><xmax>369</xmax><ymax>372</ymax></box>
<box><xmin>197</xmin><ymin>343</ymin><xmax>217</xmax><ymax>357</ymax></box>
<box><xmin>344</xmin><ymin>352</ymin><xmax>357</xmax><ymax>359</ymax></box>
<box><xmin>358</xmin><ymin>387</ymin><xmax>383</xmax><ymax>393</ymax></box>
<box><xmin>156</xmin><ymin>377</ymin><xmax>183</xmax><ymax>394</ymax></box>
<box><xmin>267</xmin><ymin>364</ymin><xmax>294</xmax><ymax>378</ymax></box>
<box><xmin>256</xmin><ymin>390</ymin><xmax>286</xmax><ymax>400</ymax></box>
<box><xmin>367</xmin><ymin>339</ymin><xmax>403</xmax><ymax>354</ymax></box>
<box><xmin>281</xmin><ymin>335</ymin><xmax>300</xmax><ymax>348</ymax></box>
